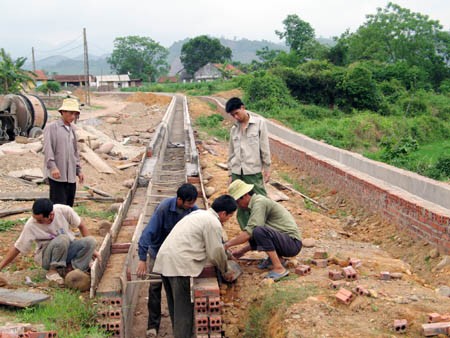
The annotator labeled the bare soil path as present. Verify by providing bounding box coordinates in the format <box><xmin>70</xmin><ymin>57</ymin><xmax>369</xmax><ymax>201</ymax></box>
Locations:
<box><xmin>0</xmin><ymin>92</ymin><xmax>448</xmax><ymax>338</ymax></box>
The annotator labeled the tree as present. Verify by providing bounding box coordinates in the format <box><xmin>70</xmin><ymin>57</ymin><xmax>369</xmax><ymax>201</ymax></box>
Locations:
<box><xmin>338</xmin><ymin>3</ymin><xmax>450</xmax><ymax>87</ymax></box>
<box><xmin>0</xmin><ymin>48</ymin><xmax>34</xmax><ymax>94</ymax></box>
<box><xmin>275</xmin><ymin>14</ymin><xmax>315</xmax><ymax>57</ymax></box>
<box><xmin>180</xmin><ymin>36</ymin><xmax>232</xmax><ymax>75</ymax></box>
<box><xmin>108</xmin><ymin>36</ymin><xmax>169</xmax><ymax>82</ymax></box>
<box><xmin>36</xmin><ymin>81</ymin><xmax>61</xmax><ymax>96</ymax></box>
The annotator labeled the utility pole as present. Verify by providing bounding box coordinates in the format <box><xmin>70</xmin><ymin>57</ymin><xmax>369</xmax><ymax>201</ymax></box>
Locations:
<box><xmin>83</xmin><ymin>28</ymin><xmax>90</xmax><ymax>105</ymax></box>
<box><xmin>32</xmin><ymin>47</ymin><xmax>36</xmax><ymax>72</ymax></box>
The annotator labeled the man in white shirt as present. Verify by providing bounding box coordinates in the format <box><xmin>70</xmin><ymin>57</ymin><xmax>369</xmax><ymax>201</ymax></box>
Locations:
<box><xmin>0</xmin><ymin>198</ymin><xmax>99</xmax><ymax>286</ymax></box>
<box><xmin>153</xmin><ymin>194</ymin><xmax>237</xmax><ymax>338</ymax></box>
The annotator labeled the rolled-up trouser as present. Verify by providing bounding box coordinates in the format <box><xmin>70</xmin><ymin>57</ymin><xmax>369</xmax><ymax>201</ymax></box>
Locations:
<box><xmin>249</xmin><ymin>226</ymin><xmax>302</xmax><ymax>258</ymax></box>
<box><xmin>41</xmin><ymin>234</ymin><xmax>96</xmax><ymax>272</ymax></box>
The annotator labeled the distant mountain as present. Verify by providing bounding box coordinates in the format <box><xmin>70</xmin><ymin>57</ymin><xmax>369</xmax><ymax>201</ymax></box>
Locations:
<box><xmin>23</xmin><ymin>54</ymin><xmax>114</xmax><ymax>76</ymax></box>
<box><xmin>22</xmin><ymin>37</ymin><xmax>333</xmax><ymax>77</ymax></box>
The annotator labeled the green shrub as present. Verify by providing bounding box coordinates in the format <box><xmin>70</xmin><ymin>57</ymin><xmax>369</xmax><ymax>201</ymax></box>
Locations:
<box><xmin>244</xmin><ymin>72</ymin><xmax>296</xmax><ymax>112</ymax></box>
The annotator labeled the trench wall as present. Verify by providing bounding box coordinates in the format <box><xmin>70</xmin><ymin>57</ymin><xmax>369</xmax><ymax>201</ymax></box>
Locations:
<box><xmin>270</xmin><ymin>134</ymin><xmax>450</xmax><ymax>254</ymax></box>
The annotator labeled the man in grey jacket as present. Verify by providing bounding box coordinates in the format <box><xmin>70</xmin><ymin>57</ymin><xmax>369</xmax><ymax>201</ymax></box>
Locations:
<box><xmin>43</xmin><ymin>98</ymin><xmax>83</xmax><ymax>207</ymax></box>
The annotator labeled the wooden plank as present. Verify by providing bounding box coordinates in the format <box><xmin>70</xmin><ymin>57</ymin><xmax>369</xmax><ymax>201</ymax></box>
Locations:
<box><xmin>116</xmin><ymin>162</ymin><xmax>139</xmax><ymax>170</ymax></box>
<box><xmin>0</xmin><ymin>288</ymin><xmax>50</xmax><ymax>308</ymax></box>
<box><xmin>0</xmin><ymin>207</ymin><xmax>31</xmax><ymax>218</ymax></box>
<box><xmin>80</xmin><ymin>145</ymin><xmax>116</xmax><ymax>174</ymax></box>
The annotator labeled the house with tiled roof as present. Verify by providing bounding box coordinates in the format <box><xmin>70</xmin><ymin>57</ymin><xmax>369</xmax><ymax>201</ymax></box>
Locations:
<box><xmin>193</xmin><ymin>63</ymin><xmax>244</xmax><ymax>82</ymax></box>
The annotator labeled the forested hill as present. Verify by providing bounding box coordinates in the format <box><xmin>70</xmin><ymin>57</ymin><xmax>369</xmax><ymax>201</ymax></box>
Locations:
<box><xmin>24</xmin><ymin>37</ymin><xmax>294</xmax><ymax>75</ymax></box>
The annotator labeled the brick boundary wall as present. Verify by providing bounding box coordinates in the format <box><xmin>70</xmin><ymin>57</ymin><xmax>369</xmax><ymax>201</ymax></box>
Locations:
<box><xmin>199</xmin><ymin>96</ymin><xmax>450</xmax><ymax>254</ymax></box>
<box><xmin>269</xmin><ymin>135</ymin><xmax>450</xmax><ymax>254</ymax></box>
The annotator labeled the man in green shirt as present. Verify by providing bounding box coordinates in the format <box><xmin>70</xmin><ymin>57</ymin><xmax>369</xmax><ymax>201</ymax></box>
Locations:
<box><xmin>224</xmin><ymin>179</ymin><xmax>302</xmax><ymax>281</ymax></box>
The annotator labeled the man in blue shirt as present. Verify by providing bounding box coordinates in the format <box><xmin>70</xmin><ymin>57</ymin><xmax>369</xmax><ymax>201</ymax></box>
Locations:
<box><xmin>137</xmin><ymin>183</ymin><xmax>199</xmax><ymax>337</ymax></box>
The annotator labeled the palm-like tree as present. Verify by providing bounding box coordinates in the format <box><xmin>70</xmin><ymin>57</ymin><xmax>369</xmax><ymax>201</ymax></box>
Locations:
<box><xmin>0</xmin><ymin>48</ymin><xmax>35</xmax><ymax>94</ymax></box>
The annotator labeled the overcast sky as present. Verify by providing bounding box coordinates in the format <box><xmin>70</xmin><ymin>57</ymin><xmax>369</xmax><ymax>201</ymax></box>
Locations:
<box><xmin>1</xmin><ymin>0</ymin><xmax>449</xmax><ymax>60</ymax></box>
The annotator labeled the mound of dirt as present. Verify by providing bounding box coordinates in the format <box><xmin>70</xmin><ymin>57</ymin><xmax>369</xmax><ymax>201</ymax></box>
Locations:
<box><xmin>126</xmin><ymin>92</ymin><xmax>172</xmax><ymax>106</ymax></box>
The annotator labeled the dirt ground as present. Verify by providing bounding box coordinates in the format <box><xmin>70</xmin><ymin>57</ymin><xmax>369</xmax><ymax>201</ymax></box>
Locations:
<box><xmin>0</xmin><ymin>92</ymin><xmax>449</xmax><ymax>338</ymax></box>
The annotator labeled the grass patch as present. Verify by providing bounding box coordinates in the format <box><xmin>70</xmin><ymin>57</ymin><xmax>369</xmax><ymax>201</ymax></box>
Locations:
<box><xmin>194</xmin><ymin>114</ymin><xmax>229</xmax><ymax>141</ymax></box>
<box><xmin>244</xmin><ymin>284</ymin><xmax>317</xmax><ymax>338</ymax></box>
<box><xmin>73</xmin><ymin>205</ymin><xmax>115</xmax><ymax>222</ymax></box>
<box><xmin>0</xmin><ymin>218</ymin><xmax>26</xmax><ymax>232</ymax></box>
<box><xmin>17</xmin><ymin>289</ymin><xmax>108</xmax><ymax>337</ymax></box>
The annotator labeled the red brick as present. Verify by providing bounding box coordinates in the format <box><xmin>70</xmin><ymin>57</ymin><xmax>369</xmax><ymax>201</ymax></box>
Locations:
<box><xmin>428</xmin><ymin>313</ymin><xmax>441</xmax><ymax>323</ymax></box>
<box><xmin>111</xmin><ymin>242</ymin><xmax>130</xmax><ymax>254</ymax></box>
<box><xmin>312</xmin><ymin>259</ymin><xmax>328</xmax><ymax>268</ymax></box>
<box><xmin>335</xmin><ymin>288</ymin><xmax>354</xmax><ymax>305</ymax></box>
<box><xmin>24</xmin><ymin>333</ymin><xmax>58</xmax><ymax>338</ymax></box>
<box><xmin>393</xmin><ymin>319</ymin><xmax>407</xmax><ymax>333</ymax></box>
<box><xmin>194</xmin><ymin>315</ymin><xmax>209</xmax><ymax>334</ymax></box>
<box><xmin>295</xmin><ymin>265</ymin><xmax>311</xmax><ymax>276</ymax></box>
<box><xmin>313</xmin><ymin>250</ymin><xmax>328</xmax><ymax>259</ymax></box>
<box><xmin>379</xmin><ymin>271</ymin><xmax>391</xmax><ymax>280</ymax></box>
<box><xmin>328</xmin><ymin>270</ymin><xmax>343</xmax><ymax>280</ymax></box>
<box><xmin>209</xmin><ymin>315</ymin><xmax>222</xmax><ymax>333</ymax></box>
<box><xmin>421</xmin><ymin>322</ymin><xmax>450</xmax><ymax>336</ymax></box>
<box><xmin>197</xmin><ymin>265</ymin><xmax>217</xmax><ymax>278</ymax></box>
<box><xmin>193</xmin><ymin>278</ymin><xmax>220</xmax><ymax>298</ymax></box>
<box><xmin>194</xmin><ymin>297</ymin><xmax>207</xmax><ymax>314</ymax></box>
<box><xmin>355</xmin><ymin>285</ymin><xmax>369</xmax><ymax>296</ymax></box>
<box><xmin>208</xmin><ymin>296</ymin><xmax>221</xmax><ymax>314</ymax></box>
<box><xmin>342</xmin><ymin>266</ymin><xmax>357</xmax><ymax>280</ymax></box>
<box><xmin>348</xmin><ymin>258</ymin><xmax>362</xmax><ymax>268</ymax></box>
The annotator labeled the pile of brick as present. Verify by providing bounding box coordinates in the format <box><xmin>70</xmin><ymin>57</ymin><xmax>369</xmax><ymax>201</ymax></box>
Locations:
<box><xmin>193</xmin><ymin>275</ymin><xmax>223</xmax><ymax>338</ymax></box>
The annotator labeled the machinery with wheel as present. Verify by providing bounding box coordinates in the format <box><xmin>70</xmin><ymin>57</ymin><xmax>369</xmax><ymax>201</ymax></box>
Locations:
<box><xmin>0</xmin><ymin>94</ymin><xmax>48</xmax><ymax>143</ymax></box>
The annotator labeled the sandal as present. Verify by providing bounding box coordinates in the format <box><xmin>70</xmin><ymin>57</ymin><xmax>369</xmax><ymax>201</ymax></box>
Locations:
<box><xmin>264</xmin><ymin>269</ymin><xmax>289</xmax><ymax>282</ymax></box>
<box><xmin>46</xmin><ymin>271</ymin><xmax>64</xmax><ymax>286</ymax></box>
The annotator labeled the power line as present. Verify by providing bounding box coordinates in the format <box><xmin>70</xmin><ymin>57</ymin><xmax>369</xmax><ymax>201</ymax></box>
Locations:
<box><xmin>35</xmin><ymin>35</ymin><xmax>82</xmax><ymax>54</ymax></box>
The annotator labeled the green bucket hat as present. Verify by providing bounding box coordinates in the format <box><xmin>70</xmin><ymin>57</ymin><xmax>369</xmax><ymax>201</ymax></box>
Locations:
<box><xmin>228</xmin><ymin>179</ymin><xmax>254</xmax><ymax>200</ymax></box>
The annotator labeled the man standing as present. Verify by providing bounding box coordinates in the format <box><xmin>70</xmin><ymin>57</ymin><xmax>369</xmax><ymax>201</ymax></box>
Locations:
<box><xmin>137</xmin><ymin>183</ymin><xmax>199</xmax><ymax>338</ymax></box>
<box><xmin>43</xmin><ymin>98</ymin><xmax>83</xmax><ymax>207</ymax></box>
<box><xmin>0</xmin><ymin>198</ymin><xmax>99</xmax><ymax>286</ymax></box>
<box><xmin>225</xmin><ymin>97</ymin><xmax>271</xmax><ymax>228</ymax></box>
<box><xmin>225</xmin><ymin>180</ymin><xmax>302</xmax><ymax>281</ymax></box>
<box><xmin>153</xmin><ymin>194</ymin><xmax>237</xmax><ymax>338</ymax></box>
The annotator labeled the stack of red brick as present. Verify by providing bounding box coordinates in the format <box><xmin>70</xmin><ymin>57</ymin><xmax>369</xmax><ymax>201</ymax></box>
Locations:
<box><xmin>193</xmin><ymin>276</ymin><xmax>223</xmax><ymax>338</ymax></box>
<box><xmin>97</xmin><ymin>297</ymin><xmax>122</xmax><ymax>337</ymax></box>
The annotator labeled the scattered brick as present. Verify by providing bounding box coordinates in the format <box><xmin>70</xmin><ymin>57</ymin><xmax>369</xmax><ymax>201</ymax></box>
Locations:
<box><xmin>379</xmin><ymin>271</ymin><xmax>391</xmax><ymax>280</ymax></box>
<box><xmin>421</xmin><ymin>322</ymin><xmax>450</xmax><ymax>336</ymax></box>
<box><xmin>394</xmin><ymin>319</ymin><xmax>407</xmax><ymax>333</ymax></box>
<box><xmin>428</xmin><ymin>313</ymin><xmax>442</xmax><ymax>323</ymax></box>
<box><xmin>330</xmin><ymin>281</ymin><xmax>344</xmax><ymax>289</ymax></box>
<box><xmin>312</xmin><ymin>259</ymin><xmax>328</xmax><ymax>268</ymax></box>
<box><xmin>335</xmin><ymin>288</ymin><xmax>354</xmax><ymax>305</ymax></box>
<box><xmin>295</xmin><ymin>265</ymin><xmax>311</xmax><ymax>276</ymax></box>
<box><xmin>313</xmin><ymin>250</ymin><xmax>328</xmax><ymax>259</ymax></box>
<box><xmin>355</xmin><ymin>285</ymin><xmax>369</xmax><ymax>296</ymax></box>
<box><xmin>348</xmin><ymin>258</ymin><xmax>362</xmax><ymax>268</ymax></box>
<box><xmin>342</xmin><ymin>266</ymin><xmax>358</xmax><ymax>280</ymax></box>
<box><xmin>328</xmin><ymin>269</ymin><xmax>343</xmax><ymax>280</ymax></box>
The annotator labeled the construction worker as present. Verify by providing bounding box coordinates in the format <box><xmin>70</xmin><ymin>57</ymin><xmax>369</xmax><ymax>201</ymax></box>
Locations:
<box><xmin>0</xmin><ymin>198</ymin><xmax>100</xmax><ymax>286</ymax></box>
<box><xmin>136</xmin><ymin>183</ymin><xmax>199</xmax><ymax>338</ymax></box>
<box><xmin>153</xmin><ymin>194</ymin><xmax>237</xmax><ymax>338</ymax></box>
<box><xmin>225</xmin><ymin>180</ymin><xmax>302</xmax><ymax>281</ymax></box>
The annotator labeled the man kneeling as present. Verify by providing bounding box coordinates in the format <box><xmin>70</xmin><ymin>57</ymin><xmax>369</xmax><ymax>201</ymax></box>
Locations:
<box><xmin>0</xmin><ymin>198</ymin><xmax>100</xmax><ymax>287</ymax></box>
<box><xmin>225</xmin><ymin>180</ymin><xmax>302</xmax><ymax>281</ymax></box>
